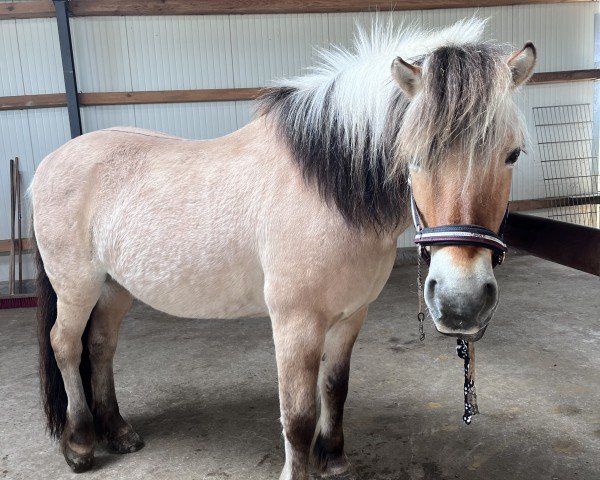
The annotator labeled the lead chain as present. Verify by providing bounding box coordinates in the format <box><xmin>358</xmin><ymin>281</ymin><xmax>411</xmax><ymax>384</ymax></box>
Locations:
<box><xmin>417</xmin><ymin>247</ymin><xmax>425</xmax><ymax>341</ymax></box>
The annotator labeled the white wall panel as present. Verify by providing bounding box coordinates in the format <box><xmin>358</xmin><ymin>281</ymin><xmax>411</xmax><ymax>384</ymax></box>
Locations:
<box><xmin>133</xmin><ymin>101</ymin><xmax>238</xmax><ymax>140</ymax></box>
<box><xmin>512</xmin><ymin>3</ymin><xmax>596</xmax><ymax>72</ymax></box>
<box><xmin>81</xmin><ymin>105</ymin><xmax>137</xmax><ymax>132</ymax></box>
<box><xmin>0</xmin><ymin>110</ymin><xmax>33</xmax><ymax>239</ymax></box>
<box><xmin>0</xmin><ymin>109</ymin><xmax>68</xmax><ymax>233</ymax></box>
<box><xmin>422</xmin><ymin>6</ymin><xmax>514</xmax><ymax>43</ymax></box>
<box><xmin>26</xmin><ymin>108</ymin><xmax>70</xmax><ymax>167</ymax></box>
<box><xmin>328</xmin><ymin>11</ymin><xmax>423</xmax><ymax>49</ymax></box>
<box><xmin>422</xmin><ymin>7</ymin><xmax>473</xmax><ymax>30</ymax></box>
<box><xmin>479</xmin><ymin>6</ymin><xmax>515</xmax><ymax>44</ymax></box>
<box><xmin>234</xmin><ymin>100</ymin><xmax>254</xmax><ymax>129</ymax></box>
<box><xmin>0</xmin><ymin>108</ymin><xmax>69</xmax><ymax>283</ymax></box>
<box><xmin>126</xmin><ymin>16</ymin><xmax>234</xmax><ymax>91</ymax></box>
<box><xmin>71</xmin><ymin>17</ymin><xmax>133</xmax><ymax>92</ymax></box>
<box><xmin>230</xmin><ymin>14</ymin><xmax>329</xmax><ymax>87</ymax></box>
<box><xmin>0</xmin><ymin>110</ymin><xmax>35</xmax><ymax>285</ymax></box>
<box><xmin>0</xmin><ymin>20</ymin><xmax>24</xmax><ymax>96</ymax></box>
<box><xmin>16</xmin><ymin>18</ymin><xmax>64</xmax><ymax>94</ymax></box>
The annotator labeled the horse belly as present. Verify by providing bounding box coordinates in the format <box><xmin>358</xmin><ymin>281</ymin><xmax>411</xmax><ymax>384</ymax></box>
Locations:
<box><xmin>94</xmin><ymin>191</ymin><xmax>269</xmax><ymax>320</ymax></box>
<box><xmin>108</xmin><ymin>245</ymin><xmax>268</xmax><ymax>319</ymax></box>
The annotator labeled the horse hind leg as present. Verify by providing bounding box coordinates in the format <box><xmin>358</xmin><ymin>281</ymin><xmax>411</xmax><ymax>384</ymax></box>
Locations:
<box><xmin>45</xmin><ymin>291</ymin><xmax>102</xmax><ymax>472</ymax></box>
<box><xmin>313</xmin><ymin>307</ymin><xmax>367</xmax><ymax>479</ymax></box>
<box><xmin>88</xmin><ymin>279</ymin><xmax>144</xmax><ymax>453</ymax></box>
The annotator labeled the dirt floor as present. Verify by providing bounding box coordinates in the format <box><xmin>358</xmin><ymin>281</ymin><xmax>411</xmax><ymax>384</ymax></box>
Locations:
<box><xmin>0</xmin><ymin>255</ymin><xmax>599</xmax><ymax>479</ymax></box>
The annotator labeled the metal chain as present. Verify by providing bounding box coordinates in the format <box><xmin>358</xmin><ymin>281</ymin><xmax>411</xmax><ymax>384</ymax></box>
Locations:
<box><xmin>417</xmin><ymin>247</ymin><xmax>425</xmax><ymax>341</ymax></box>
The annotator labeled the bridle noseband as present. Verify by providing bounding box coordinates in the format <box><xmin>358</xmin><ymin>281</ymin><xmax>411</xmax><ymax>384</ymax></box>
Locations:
<box><xmin>408</xmin><ymin>178</ymin><xmax>509</xmax><ymax>268</ymax></box>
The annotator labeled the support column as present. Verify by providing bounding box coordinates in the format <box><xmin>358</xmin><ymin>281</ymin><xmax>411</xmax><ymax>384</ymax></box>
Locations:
<box><xmin>53</xmin><ymin>0</ymin><xmax>81</xmax><ymax>138</ymax></box>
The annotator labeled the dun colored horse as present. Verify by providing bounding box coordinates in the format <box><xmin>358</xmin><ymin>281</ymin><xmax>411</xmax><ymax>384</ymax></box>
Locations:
<box><xmin>32</xmin><ymin>19</ymin><xmax>535</xmax><ymax>479</ymax></box>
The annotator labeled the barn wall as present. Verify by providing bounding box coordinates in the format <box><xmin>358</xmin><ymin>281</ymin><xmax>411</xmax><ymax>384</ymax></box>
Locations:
<box><xmin>0</xmin><ymin>2</ymin><xmax>597</xmax><ymax>280</ymax></box>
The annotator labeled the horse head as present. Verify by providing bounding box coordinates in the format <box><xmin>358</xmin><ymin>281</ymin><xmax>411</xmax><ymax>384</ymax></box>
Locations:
<box><xmin>392</xmin><ymin>42</ymin><xmax>536</xmax><ymax>339</ymax></box>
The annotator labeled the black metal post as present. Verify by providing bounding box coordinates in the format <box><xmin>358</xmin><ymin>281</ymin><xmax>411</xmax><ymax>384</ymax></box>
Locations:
<box><xmin>53</xmin><ymin>0</ymin><xmax>81</xmax><ymax>138</ymax></box>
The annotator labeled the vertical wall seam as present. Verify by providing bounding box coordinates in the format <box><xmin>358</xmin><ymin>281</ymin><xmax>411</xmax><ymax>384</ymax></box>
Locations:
<box><xmin>15</xmin><ymin>19</ymin><xmax>38</xmax><ymax>192</ymax></box>
<box><xmin>123</xmin><ymin>16</ymin><xmax>138</xmax><ymax>127</ymax></box>
<box><xmin>13</xmin><ymin>19</ymin><xmax>27</xmax><ymax>95</ymax></box>
<box><xmin>227</xmin><ymin>14</ymin><xmax>241</xmax><ymax>129</ymax></box>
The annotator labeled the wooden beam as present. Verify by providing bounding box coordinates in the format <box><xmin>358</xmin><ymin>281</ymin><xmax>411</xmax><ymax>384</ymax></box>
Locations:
<box><xmin>0</xmin><ymin>1</ymin><xmax>54</xmax><ymax>20</ymax></box>
<box><xmin>66</xmin><ymin>0</ymin><xmax>595</xmax><ymax>16</ymax></box>
<box><xmin>505</xmin><ymin>212</ymin><xmax>600</xmax><ymax>276</ymax></box>
<box><xmin>528</xmin><ymin>68</ymin><xmax>600</xmax><ymax>84</ymax></box>
<box><xmin>510</xmin><ymin>195</ymin><xmax>600</xmax><ymax>212</ymax></box>
<box><xmin>0</xmin><ymin>69</ymin><xmax>598</xmax><ymax>111</ymax></box>
<box><xmin>0</xmin><ymin>0</ymin><xmax>594</xmax><ymax>19</ymax></box>
<box><xmin>0</xmin><ymin>239</ymin><xmax>32</xmax><ymax>255</ymax></box>
<box><xmin>79</xmin><ymin>88</ymin><xmax>263</xmax><ymax>106</ymax></box>
<box><xmin>0</xmin><ymin>89</ymin><xmax>264</xmax><ymax>111</ymax></box>
<box><xmin>0</xmin><ymin>93</ymin><xmax>66</xmax><ymax>111</ymax></box>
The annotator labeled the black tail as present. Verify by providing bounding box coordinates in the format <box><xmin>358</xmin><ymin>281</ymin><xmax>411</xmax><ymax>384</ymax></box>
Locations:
<box><xmin>35</xmin><ymin>233</ymin><xmax>93</xmax><ymax>439</ymax></box>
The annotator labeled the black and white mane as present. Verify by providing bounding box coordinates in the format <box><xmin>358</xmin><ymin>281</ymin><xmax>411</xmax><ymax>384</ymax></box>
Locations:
<box><xmin>258</xmin><ymin>19</ymin><xmax>525</xmax><ymax>231</ymax></box>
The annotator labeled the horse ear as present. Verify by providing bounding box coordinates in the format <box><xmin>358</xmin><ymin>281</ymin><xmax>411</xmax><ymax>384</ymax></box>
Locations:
<box><xmin>507</xmin><ymin>42</ymin><xmax>536</xmax><ymax>87</ymax></box>
<box><xmin>391</xmin><ymin>56</ymin><xmax>422</xmax><ymax>97</ymax></box>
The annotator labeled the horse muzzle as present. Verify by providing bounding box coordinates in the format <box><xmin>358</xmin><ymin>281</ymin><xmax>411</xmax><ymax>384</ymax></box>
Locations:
<box><xmin>434</xmin><ymin>320</ymin><xmax>490</xmax><ymax>342</ymax></box>
<box><xmin>423</xmin><ymin>248</ymin><xmax>499</xmax><ymax>340</ymax></box>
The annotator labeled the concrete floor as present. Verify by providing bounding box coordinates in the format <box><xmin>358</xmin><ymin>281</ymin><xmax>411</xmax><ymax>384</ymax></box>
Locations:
<box><xmin>0</xmin><ymin>255</ymin><xmax>598</xmax><ymax>480</ymax></box>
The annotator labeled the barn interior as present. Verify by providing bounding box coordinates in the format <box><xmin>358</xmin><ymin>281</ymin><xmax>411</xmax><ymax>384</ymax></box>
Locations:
<box><xmin>0</xmin><ymin>1</ymin><xmax>599</xmax><ymax>479</ymax></box>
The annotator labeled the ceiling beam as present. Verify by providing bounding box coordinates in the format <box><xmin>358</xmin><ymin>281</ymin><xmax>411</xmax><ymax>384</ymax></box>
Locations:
<box><xmin>0</xmin><ymin>0</ymin><xmax>594</xmax><ymax>20</ymax></box>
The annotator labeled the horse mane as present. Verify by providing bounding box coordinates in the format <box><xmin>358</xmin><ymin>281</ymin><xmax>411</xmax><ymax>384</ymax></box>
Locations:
<box><xmin>257</xmin><ymin>18</ymin><xmax>524</xmax><ymax>231</ymax></box>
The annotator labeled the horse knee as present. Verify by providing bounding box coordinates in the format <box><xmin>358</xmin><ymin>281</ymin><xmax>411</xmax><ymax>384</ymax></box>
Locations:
<box><xmin>50</xmin><ymin>323</ymin><xmax>83</xmax><ymax>367</ymax></box>
<box><xmin>88</xmin><ymin>330</ymin><xmax>116</xmax><ymax>363</ymax></box>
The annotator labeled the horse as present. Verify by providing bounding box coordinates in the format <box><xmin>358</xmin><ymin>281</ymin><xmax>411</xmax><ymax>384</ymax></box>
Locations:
<box><xmin>31</xmin><ymin>18</ymin><xmax>535</xmax><ymax>479</ymax></box>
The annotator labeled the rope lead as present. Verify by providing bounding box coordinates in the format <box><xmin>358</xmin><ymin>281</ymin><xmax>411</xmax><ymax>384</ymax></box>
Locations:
<box><xmin>456</xmin><ymin>339</ymin><xmax>479</xmax><ymax>425</ymax></box>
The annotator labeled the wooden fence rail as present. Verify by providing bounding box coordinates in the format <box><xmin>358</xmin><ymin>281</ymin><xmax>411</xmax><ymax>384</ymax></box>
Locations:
<box><xmin>1</xmin><ymin>70</ymin><xmax>599</xmax><ymax>111</ymax></box>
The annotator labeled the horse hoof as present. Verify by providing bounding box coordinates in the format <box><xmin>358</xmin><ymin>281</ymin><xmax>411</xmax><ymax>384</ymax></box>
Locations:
<box><xmin>108</xmin><ymin>429</ymin><xmax>145</xmax><ymax>454</ymax></box>
<box><xmin>320</xmin><ymin>465</ymin><xmax>359</xmax><ymax>480</ymax></box>
<box><xmin>63</xmin><ymin>445</ymin><xmax>94</xmax><ymax>473</ymax></box>
<box><xmin>316</xmin><ymin>454</ymin><xmax>358</xmax><ymax>479</ymax></box>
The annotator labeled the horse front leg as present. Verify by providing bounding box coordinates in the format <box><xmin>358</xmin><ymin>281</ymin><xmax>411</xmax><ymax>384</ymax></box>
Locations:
<box><xmin>313</xmin><ymin>306</ymin><xmax>367</xmax><ymax>479</ymax></box>
<box><xmin>272</xmin><ymin>312</ymin><xmax>326</xmax><ymax>480</ymax></box>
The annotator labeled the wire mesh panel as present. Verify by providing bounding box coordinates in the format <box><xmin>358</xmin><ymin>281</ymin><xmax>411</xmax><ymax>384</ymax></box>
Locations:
<box><xmin>533</xmin><ymin>104</ymin><xmax>599</xmax><ymax>227</ymax></box>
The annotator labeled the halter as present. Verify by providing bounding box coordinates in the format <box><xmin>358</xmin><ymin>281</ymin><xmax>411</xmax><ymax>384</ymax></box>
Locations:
<box><xmin>408</xmin><ymin>178</ymin><xmax>509</xmax><ymax>268</ymax></box>
<box><xmin>408</xmin><ymin>177</ymin><xmax>508</xmax><ymax>426</ymax></box>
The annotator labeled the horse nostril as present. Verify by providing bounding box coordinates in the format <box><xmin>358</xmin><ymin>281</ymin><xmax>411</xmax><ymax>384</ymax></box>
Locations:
<box><xmin>484</xmin><ymin>282</ymin><xmax>497</xmax><ymax>298</ymax></box>
<box><xmin>426</xmin><ymin>278</ymin><xmax>437</xmax><ymax>296</ymax></box>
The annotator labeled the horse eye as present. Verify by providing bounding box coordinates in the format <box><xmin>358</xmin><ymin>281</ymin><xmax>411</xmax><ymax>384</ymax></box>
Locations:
<box><xmin>506</xmin><ymin>148</ymin><xmax>521</xmax><ymax>165</ymax></box>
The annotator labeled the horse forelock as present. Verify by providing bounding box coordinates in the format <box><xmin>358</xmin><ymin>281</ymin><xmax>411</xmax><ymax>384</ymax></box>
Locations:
<box><xmin>256</xmin><ymin>18</ymin><xmax>522</xmax><ymax>231</ymax></box>
<box><xmin>396</xmin><ymin>43</ymin><xmax>525</xmax><ymax>176</ymax></box>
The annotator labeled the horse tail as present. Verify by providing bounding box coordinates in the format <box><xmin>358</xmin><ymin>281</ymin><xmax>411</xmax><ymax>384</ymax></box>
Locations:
<box><xmin>35</xmin><ymin>230</ymin><xmax>94</xmax><ymax>438</ymax></box>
